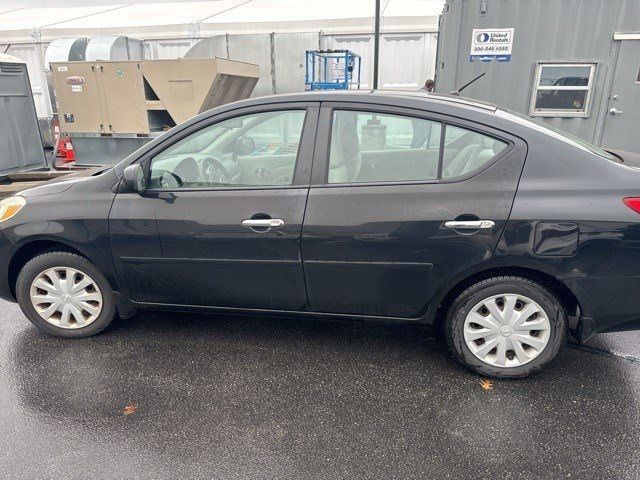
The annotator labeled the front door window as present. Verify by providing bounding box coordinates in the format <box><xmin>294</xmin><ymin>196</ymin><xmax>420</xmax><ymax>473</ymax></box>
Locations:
<box><xmin>149</xmin><ymin>110</ymin><xmax>306</xmax><ymax>189</ymax></box>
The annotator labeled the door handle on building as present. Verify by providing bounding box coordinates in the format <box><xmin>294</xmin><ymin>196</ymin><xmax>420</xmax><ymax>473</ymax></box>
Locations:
<box><xmin>444</xmin><ymin>220</ymin><xmax>495</xmax><ymax>230</ymax></box>
<box><xmin>609</xmin><ymin>107</ymin><xmax>623</xmax><ymax>115</ymax></box>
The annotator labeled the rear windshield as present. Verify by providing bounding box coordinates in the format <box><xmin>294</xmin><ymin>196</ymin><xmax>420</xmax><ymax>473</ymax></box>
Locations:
<box><xmin>496</xmin><ymin>108</ymin><xmax>621</xmax><ymax>163</ymax></box>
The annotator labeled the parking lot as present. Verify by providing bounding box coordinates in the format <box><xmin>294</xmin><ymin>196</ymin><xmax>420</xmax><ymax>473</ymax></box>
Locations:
<box><xmin>1</xmin><ymin>299</ymin><xmax>639</xmax><ymax>479</ymax></box>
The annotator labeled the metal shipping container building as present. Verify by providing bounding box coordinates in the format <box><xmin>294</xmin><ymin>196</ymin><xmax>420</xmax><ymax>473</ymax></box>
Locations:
<box><xmin>435</xmin><ymin>0</ymin><xmax>640</xmax><ymax>153</ymax></box>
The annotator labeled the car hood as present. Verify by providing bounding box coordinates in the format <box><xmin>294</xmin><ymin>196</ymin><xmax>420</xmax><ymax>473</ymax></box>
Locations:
<box><xmin>18</xmin><ymin>167</ymin><xmax>109</xmax><ymax>199</ymax></box>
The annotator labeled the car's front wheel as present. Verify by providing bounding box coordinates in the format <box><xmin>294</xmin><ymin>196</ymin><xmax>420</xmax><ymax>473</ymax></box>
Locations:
<box><xmin>445</xmin><ymin>276</ymin><xmax>567</xmax><ymax>378</ymax></box>
<box><xmin>16</xmin><ymin>251</ymin><xmax>116</xmax><ymax>337</ymax></box>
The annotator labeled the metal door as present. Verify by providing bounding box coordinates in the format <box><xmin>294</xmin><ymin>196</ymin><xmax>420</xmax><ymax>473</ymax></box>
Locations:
<box><xmin>109</xmin><ymin>103</ymin><xmax>318</xmax><ymax>311</ymax></box>
<box><xmin>99</xmin><ymin>62</ymin><xmax>147</xmax><ymax>134</ymax></box>
<box><xmin>301</xmin><ymin>103</ymin><xmax>527</xmax><ymax>318</ymax></box>
<box><xmin>601</xmin><ymin>38</ymin><xmax>640</xmax><ymax>153</ymax></box>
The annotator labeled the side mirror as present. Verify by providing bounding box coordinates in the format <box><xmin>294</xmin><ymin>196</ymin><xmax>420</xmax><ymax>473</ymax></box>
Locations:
<box><xmin>122</xmin><ymin>164</ymin><xmax>146</xmax><ymax>193</ymax></box>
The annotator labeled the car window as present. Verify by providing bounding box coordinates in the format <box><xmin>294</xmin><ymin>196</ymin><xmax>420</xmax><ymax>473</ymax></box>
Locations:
<box><xmin>149</xmin><ymin>110</ymin><xmax>306</xmax><ymax>189</ymax></box>
<box><xmin>327</xmin><ymin>110</ymin><xmax>442</xmax><ymax>184</ymax></box>
<box><xmin>441</xmin><ymin>125</ymin><xmax>509</xmax><ymax>179</ymax></box>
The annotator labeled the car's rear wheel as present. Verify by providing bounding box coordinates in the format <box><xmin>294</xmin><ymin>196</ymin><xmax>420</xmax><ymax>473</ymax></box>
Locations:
<box><xmin>445</xmin><ymin>276</ymin><xmax>567</xmax><ymax>378</ymax></box>
<box><xmin>16</xmin><ymin>251</ymin><xmax>116</xmax><ymax>337</ymax></box>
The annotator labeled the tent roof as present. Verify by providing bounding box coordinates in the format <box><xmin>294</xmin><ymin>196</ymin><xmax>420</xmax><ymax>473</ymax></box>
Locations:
<box><xmin>0</xmin><ymin>5</ymin><xmax>127</xmax><ymax>42</ymax></box>
<box><xmin>0</xmin><ymin>53</ymin><xmax>26</xmax><ymax>64</ymax></box>
<box><xmin>46</xmin><ymin>1</ymin><xmax>246</xmax><ymax>30</ymax></box>
<box><xmin>0</xmin><ymin>0</ymin><xmax>444</xmax><ymax>43</ymax></box>
<box><xmin>199</xmin><ymin>0</ymin><xmax>442</xmax><ymax>35</ymax></box>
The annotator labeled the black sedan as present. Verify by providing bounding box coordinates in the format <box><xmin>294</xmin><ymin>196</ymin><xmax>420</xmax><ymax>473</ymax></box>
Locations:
<box><xmin>0</xmin><ymin>91</ymin><xmax>638</xmax><ymax>378</ymax></box>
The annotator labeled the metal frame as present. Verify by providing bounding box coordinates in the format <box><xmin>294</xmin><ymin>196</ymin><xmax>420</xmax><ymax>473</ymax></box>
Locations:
<box><xmin>613</xmin><ymin>32</ymin><xmax>640</xmax><ymax>41</ymax></box>
<box><xmin>304</xmin><ymin>50</ymin><xmax>362</xmax><ymax>91</ymax></box>
<box><xmin>529</xmin><ymin>62</ymin><xmax>597</xmax><ymax>118</ymax></box>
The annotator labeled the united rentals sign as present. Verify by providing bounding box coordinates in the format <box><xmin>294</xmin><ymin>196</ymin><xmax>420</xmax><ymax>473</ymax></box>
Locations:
<box><xmin>470</xmin><ymin>28</ymin><xmax>514</xmax><ymax>62</ymax></box>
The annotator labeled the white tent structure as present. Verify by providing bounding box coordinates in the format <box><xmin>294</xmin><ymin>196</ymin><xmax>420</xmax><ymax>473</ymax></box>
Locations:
<box><xmin>0</xmin><ymin>5</ymin><xmax>129</xmax><ymax>114</ymax></box>
<box><xmin>0</xmin><ymin>0</ymin><xmax>444</xmax><ymax>116</ymax></box>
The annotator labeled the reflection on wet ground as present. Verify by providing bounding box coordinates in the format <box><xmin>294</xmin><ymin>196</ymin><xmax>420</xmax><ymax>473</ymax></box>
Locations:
<box><xmin>1</xmin><ymin>301</ymin><xmax>639</xmax><ymax>479</ymax></box>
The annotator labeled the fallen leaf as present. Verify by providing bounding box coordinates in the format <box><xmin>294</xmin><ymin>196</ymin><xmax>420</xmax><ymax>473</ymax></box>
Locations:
<box><xmin>480</xmin><ymin>379</ymin><xmax>493</xmax><ymax>391</ymax></box>
<box><xmin>122</xmin><ymin>404</ymin><xmax>137</xmax><ymax>415</ymax></box>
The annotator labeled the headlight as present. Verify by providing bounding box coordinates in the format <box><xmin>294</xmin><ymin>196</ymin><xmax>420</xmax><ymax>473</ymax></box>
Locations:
<box><xmin>0</xmin><ymin>196</ymin><xmax>26</xmax><ymax>223</ymax></box>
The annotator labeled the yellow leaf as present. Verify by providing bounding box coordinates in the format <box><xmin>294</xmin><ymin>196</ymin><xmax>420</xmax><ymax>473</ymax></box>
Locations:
<box><xmin>122</xmin><ymin>404</ymin><xmax>137</xmax><ymax>415</ymax></box>
<box><xmin>480</xmin><ymin>379</ymin><xmax>493</xmax><ymax>391</ymax></box>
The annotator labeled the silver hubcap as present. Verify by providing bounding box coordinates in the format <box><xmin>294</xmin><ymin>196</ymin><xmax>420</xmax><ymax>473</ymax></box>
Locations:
<box><xmin>29</xmin><ymin>267</ymin><xmax>103</xmax><ymax>329</ymax></box>
<box><xmin>463</xmin><ymin>293</ymin><xmax>551</xmax><ymax>368</ymax></box>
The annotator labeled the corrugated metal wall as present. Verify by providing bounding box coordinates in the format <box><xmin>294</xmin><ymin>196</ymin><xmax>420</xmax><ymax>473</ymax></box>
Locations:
<box><xmin>144</xmin><ymin>39</ymin><xmax>201</xmax><ymax>60</ymax></box>
<box><xmin>0</xmin><ymin>43</ymin><xmax>50</xmax><ymax>117</ymax></box>
<box><xmin>321</xmin><ymin>34</ymin><xmax>375</xmax><ymax>88</ymax></box>
<box><xmin>379</xmin><ymin>32</ymin><xmax>438</xmax><ymax>89</ymax></box>
<box><xmin>436</xmin><ymin>0</ymin><xmax>640</xmax><ymax>143</ymax></box>
<box><xmin>227</xmin><ymin>34</ymin><xmax>275</xmax><ymax>97</ymax></box>
<box><xmin>180</xmin><ymin>35</ymin><xmax>227</xmax><ymax>59</ymax></box>
<box><xmin>273</xmin><ymin>33</ymin><xmax>320</xmax><ymax>94</ymax></box>
<box><xmin>185</xmin><ymin>32</ymin><xmax>349</xmax><ymax>96</ymax></box>
<box><xmin>185</xmin><ymin>31</ymin><xmax>437</xmax><ymax>94</ymax></box>
<box><xmin>322</xmin><ymin>32</ymin><xmax>438</xmax><ymax>90</ymax></box>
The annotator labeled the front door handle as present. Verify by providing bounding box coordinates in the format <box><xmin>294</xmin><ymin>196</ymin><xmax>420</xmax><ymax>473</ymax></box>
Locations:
<box><xmin>241</xmin><ymin>218</ymin><xmax>285</xmax><ymax>228</ymax></box>
<box><xmin>445</xmin><ymin>220</ymin><xmax>495</xmax><ymax>230</ymax></box>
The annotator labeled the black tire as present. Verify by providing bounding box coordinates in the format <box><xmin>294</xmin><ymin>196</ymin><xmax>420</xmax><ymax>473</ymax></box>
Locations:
<box><xmin>444</xmin><ymin>276</ymin><xmax>567</xmax><ymax>379</ymax></box>
<box><xmin>15</xmin><ymin>251</ymin><xmax>116</xmax><ymax>338</ymax></box>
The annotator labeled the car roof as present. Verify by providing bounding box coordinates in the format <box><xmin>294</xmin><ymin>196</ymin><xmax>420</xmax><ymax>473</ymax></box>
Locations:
<box><xmin>243</xmin><ymin>89</ymin><xmax>499</xmax><ymax>114</ymax></box>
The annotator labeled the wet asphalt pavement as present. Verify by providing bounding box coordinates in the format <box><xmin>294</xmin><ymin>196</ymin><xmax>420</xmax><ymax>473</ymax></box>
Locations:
<box><xmin>1</xmin><ymin>299</ymin><xmax>640</xmax><ymax>479</ymax></box>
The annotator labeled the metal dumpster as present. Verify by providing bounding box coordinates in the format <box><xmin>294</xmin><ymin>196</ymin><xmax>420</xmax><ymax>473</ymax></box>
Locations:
<box><xmin>0</xmin><ymin>53</ymin><xmax>47</xmax><ymax>176</ymax></box>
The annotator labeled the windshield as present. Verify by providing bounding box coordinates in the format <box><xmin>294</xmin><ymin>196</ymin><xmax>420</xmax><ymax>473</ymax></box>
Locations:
<box><xmin>168</xmin><ymin>124</ymin><xmax>229</xmax><ymax>155</ymax></box>
<box><xmin>496</xmin><ymin>108</ymin><xmax>621</xmax><ymax>163</ymax></box>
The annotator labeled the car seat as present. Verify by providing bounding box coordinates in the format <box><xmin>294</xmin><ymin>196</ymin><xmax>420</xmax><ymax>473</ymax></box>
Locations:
<box><xmin>459</xmin><ymin>137</ymin><xmax>503</xmax><ymax>175</ymax></box>
<box><xmin>442</xmin><ymin>144</ymin><xmax>481</xmax><ymax>178</ymax></box>
<box><xmin>328</xmin><ymin>113</ymin><xmax>362</xmax><ymax>183</ymax></box>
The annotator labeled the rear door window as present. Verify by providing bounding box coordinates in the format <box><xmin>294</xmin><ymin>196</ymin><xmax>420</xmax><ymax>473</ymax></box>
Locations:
<box><xmin>326</xmin><ymin>110</ymin><xmax>509</xmax><ymax>183</ymax></box>
<box><xmin>327</xmin><ymin>110</ymin><xmax>441</xmax><ymax>183</ymax></box>
<box><xmin>441</xmin><ymin>125</ymin><xmax>509</xmax><ymax>178</ymax></box>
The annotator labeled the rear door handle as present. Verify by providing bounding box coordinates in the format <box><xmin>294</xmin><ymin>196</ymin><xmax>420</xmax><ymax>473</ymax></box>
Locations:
<box><xmin>444</xmin><ymin>220</ymin><xmax>495</xmax><ymax>230</ymax></box>
<box><xmin>241</xmin><ymin>218</ymin><xmax>285</xmax><ymax>228</ymax></box>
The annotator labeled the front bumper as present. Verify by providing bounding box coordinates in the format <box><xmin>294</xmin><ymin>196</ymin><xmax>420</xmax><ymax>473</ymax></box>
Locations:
<box><xmin>0</xmin><ymin>229</ymin><xmax>16</xmax><ymax>302</ymax></box>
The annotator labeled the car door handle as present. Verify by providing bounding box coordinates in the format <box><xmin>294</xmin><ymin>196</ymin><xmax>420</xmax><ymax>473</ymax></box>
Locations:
<box><xmin>241</xmin><ymin>218</ymin><xmax>285</xmax><ymax>228</ymax></box>
<box><xmin>444</xmin><ymin>220</ymin><xmax>495</xmax><ymax>230</ymax></box>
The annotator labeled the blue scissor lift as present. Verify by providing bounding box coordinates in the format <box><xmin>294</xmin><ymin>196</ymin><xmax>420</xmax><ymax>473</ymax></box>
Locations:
<box><xmin>305</xmin><ymin>50</ymin><xmax>362</xmax><ymax>90</ymax></box>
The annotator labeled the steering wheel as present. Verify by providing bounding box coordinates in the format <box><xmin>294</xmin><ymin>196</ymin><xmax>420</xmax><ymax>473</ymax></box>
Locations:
<box><xmin>202</xmin><ymin>157</ymin><xmax>234</xmax><ymax>185</ymax></box>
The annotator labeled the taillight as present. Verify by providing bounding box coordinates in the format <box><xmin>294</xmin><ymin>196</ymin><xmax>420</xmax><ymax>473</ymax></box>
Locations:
<box><xmin>623</xmin><ymin>197</ymin><xmax>640</xmax><ymax>214</ymax></box>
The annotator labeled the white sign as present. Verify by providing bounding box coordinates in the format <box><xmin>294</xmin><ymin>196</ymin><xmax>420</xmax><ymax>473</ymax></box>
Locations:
<box><xmin>470</xmin><ymin>28</ymin><xmax>514</xmax><ymax>62</ymax></box>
